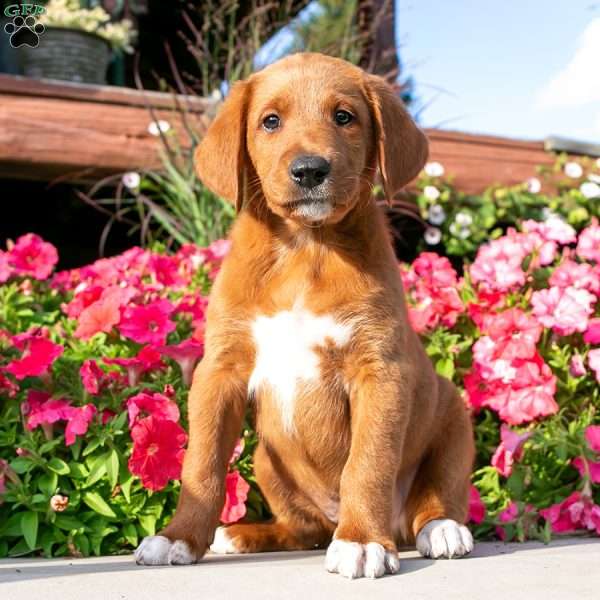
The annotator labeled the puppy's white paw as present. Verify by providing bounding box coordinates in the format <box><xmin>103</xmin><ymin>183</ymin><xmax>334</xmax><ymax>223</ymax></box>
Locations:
<box><xmin>134</xmin><ymin>535</ymin><xmax>196</xmax><ymax>565</ymax></box>
<box><xmin>325</xmin><ymin>539</ymin><xmax>400</xmax><ymax>579</ymax></box>
<box><xmin>209</xmin><ymin>526</ymin><xmax>239</xmax><ymax>554</ymax></box>
<box><xmin>416</xmin><ymin>519</ymin><xmax>474</xmax><ymax>559</ymax></box>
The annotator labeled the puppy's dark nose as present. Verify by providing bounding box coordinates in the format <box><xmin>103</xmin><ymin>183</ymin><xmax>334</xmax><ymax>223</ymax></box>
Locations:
<box><xmin>289</xmin><ymin>155</ymin><xmax>331</xmax><ymax>188</ymax></box>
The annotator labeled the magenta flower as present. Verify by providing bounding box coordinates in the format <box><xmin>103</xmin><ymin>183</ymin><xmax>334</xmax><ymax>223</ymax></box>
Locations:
<box><xmin>126</xmin><ymin>390</ymin><xmax>180</xmax><ymax>428</ymax></box>
<box><xmin>522</xmin><ymin>218</ymin><xmax>576</xmax><ymax>245</ymax></box>
<box><xmin>5</xmin><ymin>330</ymin><xmax>63</xmax><ymax>380</ymax></box>
<box><xmin>80</xmin><ymin>359</ymin><xmax>105</xmax><ymax>395</ymax></box>
<box><xmin>104</xmin><ymin>345</ymin><xmax>165</xmax><ymax>386</ymax></box>
<box><xmin>24</xmin><ymin>392</ymin><xmax>71</xmax><ymax>430</ymax></box>
<box><xmin>549</xmin><ymin>259</ymin><xmax>600</xmax><ymax>296</ymax></box>
<box><xmin>584</xmin><ymin>319</ymin><xmax>600</xmax><ymax>344</ymax></box>
<box><xmin>588</xmin><ymin>349</ymin><xmax>600</xmax><ymax>384</ymax></box>
<box><xmin>467</xmin><ymin>485</ymin><xmax>485</xmax><ymax>524</ymax></box>
<box><xmin>7</xmin><ymin>233</ymin><xmax>58</xmax><ymax>280</ymax></box>
<box><xmin>491</xmin><ymin>425</ymin><xmax>532</xmax><ymax>477</ymax></box>
<box><xmin>128</xmin><ymin>416</ymin><xmax>187</xmax><ymax>491</ymax></box>
<box><xmin>571</xmin><ymin>457</ymin><xmax>600</xmax><ymax>484</ymax></box>
<box><xmin>0</xmin><ymin>371</ymin><xmax>18</xmax><ymax>398</ymax></box>
<box><xmin>0</xmin><ymin>251</ymin><xmax>13</xmax><ymax>283</ymax></box>
<box><xmin>569</xmin><ymin>354</ymin><xmax>587</xmax><ymax>377</ymax></box>
<box><xmin>220</xmin><ymin>470</ymin><xmax>250</xmax><ymax>524</ymax></box>
<box><xmin>470</xmin><ymin>234</ymin><xmax>527</xmax><ymax>292</ymax></box>
<box><xmin>158</xmin><ymin>338</ymin><xmax>204</xmax><ymax>386</ymax></box>
<box><xmin>149</xmin><ymin>255</ymin><xmax>187</xmax><ymax>288</ymax></box>
<box><xmin>119</xmin><ymin>299</ymin><xmax>176</xmax><ymax>345</ymax></box>
<box><xmin>585</xmin><ymin>425</ymin><xmax>600</xmax><ymax>453</ymax></box>
<box><xmin>540</xmin><ymin>491</ymin><xmax>600</xmax><ymax>535</ymax></box>
<box><xmin>64</xmin><ymin>404</ymin><xmax>97</xmax><ymax>446</ymax></box>
<box><xmin>576</xmin><ymin>221</ymin><xmax>600</xmax><ymax>263</ymax></box>
<box><xmin>531</xmin><ymin>286</ymin><xmax>595</xmax><ymax>336</ymax></box>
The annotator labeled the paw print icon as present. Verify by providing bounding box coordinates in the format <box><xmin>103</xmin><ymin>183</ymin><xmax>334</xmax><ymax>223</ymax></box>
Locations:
<box><xmin>4</xmin><ymin>15</ymin><xmax>45</xmax><ymax>49</ymax></box>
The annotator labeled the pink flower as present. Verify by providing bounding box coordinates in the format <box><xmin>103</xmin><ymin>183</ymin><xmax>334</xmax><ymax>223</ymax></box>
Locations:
<box><xmin>5</xmin><ymin>330</ymin><xmax>63</xmax><ymax>380</ymax></box>
<box><xmin>174</xmin><ymin>295</ymin><xmax>208</xmax><ymax>326</ymax></box>
<box><xmin>7</xmin><ymin>234</ymin><xmax>58</xmax><ymax>280</ymax></box>
<box><xmin>149</xmin><ymin>255</ymin><xmax>187</xmax><ymax>288</ymax></box>
<box><xmin>80</xmin><ymin>359</ymin><xmax>105</xmax><ymax>395</ymax></box>
<box><xmin>577</xmin><ymin>221</ymin><xmax>600</xmax><ymax>263</ymax></box>
<box><xmin>126</xmin><ymin>390</ymin><xmax>180</xmax><ymax>428</ymax></box>
<box><xmin>585</xmin><ymin>425</ymin><xmax>600</xmax><ymax>453</ymax></box>
<box><xmin>491</xmin><ymin>425</ymin><xmax>532</xmax><ymax>477</ymax></box>
<box><xmin>470</xmin><ymin>235</ymin><xmax>527</xmax><ymax>292</ymax></box>
<box><xmin>468</xmin><ymin>485</ymin><xmax>485</xmax><ymax>524</ymax></box>
<box><xmin>571</xmin><ymin>457</ymin><xmax>600</xmax><ymax>484</ymax></box>
<box><xmin>549</xmin><ymin>259</ymin><xmax>600</xmax><ymax>296</ymax></box>
<box><xmin>220</xmin><ymin>470</ymin><xmax>250</xmax><ymax>524</ymax></box>
<box><xmin>64</xmin><ymin>404</ymin><xmax>97</xmax><ymax>446</ymax></box>
<box><xmin>104</xmin><ymin>345</ymin><xmax>165</xmax><ymax>386</ymax></box>
<box><xmin>119</xmin><ymin>299</ymin><xmax>176</xmax><ymax>345</ymax></box>
<box><xmin>589</xmin><ymin>349</ymin><xmax>600</xmax><ymax>383</ymax></box>
<box><xmin>540</xmin><ymin>491</ymin><xmax>600</xmax><ymax>535</ymax></box>
<box><xmin>480</xmin><ymin>308</ymin><xmax>542</xmax><ymax>361</ymax></box>
<box><xmin>158</xmin><ymin>339</ymin><xmax>204</xmax><ymax>386</ymax></box>
<box><xmin>0</xmin><ymin>251</ymin><xmax>13</xmax><ymax>283</ymax></box>
<box><xmin>74</xmin><ymin>286</ymin><xmax>135</xmax><ymax>340</ymax></box>
<box><xmin>569</xmin><ymin>354</ymin><xmax>587</xmax><ymax>377</ymax></box>
<box><xmin>128</xmin><ymin>416</ymin><xmax>187</xmax><ymax>491</ymax></box>
<box><xmin>522</xmin><ymin>218</ymin><xmax>576</xmax><ymax>245</ymax></box>
<box><xmin>0</xmin><ymin>371</ymin><xmax>18</xmax><ymax>398</ymax></box>
<box><xmin>531</xmin><ymin>286</ymin><xmax>595</xmax><ymax>336</ymax></box>
<box><xmin>584</xmin><ymin>319</ymin><xmax>600</xmax><ymax>344</ymax></box>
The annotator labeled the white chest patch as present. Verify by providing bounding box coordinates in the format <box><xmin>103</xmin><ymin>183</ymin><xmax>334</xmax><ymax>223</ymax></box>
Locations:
<box><xmin>248</xmin><ymin>304</ymin><xmax>352</xmax><ymax>432</ymax></box>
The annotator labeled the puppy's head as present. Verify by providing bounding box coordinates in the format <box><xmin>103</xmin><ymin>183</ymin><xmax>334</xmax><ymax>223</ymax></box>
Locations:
<box><xmin>195</xmin><ymin>53</ymin><xmax>428</xmax><ymax>226</ymax></box>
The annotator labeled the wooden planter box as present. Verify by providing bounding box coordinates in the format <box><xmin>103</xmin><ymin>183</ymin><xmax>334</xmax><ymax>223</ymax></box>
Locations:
<box><xmin>0</xmin><ymin>74</ymin><xmax>564</xmax><ymax>191</ymax></box>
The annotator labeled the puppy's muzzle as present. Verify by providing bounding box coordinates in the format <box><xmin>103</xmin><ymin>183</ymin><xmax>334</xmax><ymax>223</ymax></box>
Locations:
<box><xmin>289</xmin><ymin>155</ymin><xmax>331</xmax><ymax>189</ymax></box>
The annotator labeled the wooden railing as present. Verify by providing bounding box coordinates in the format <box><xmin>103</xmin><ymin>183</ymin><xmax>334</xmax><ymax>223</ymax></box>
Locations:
<box><xmin>0</xmin><ymin>74</ymin><xmax>567</xmax><ymax>190</ymax></box>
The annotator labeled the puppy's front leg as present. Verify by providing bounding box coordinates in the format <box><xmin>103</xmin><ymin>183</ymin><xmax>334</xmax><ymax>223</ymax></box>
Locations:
<box><xmin>135</xmin><ymin>357</ymin><xmax>248</xmax><ymax>565</ymax></box>
<box><xmin>326</xmin><ymin>368</ymin><xmax>407</xmax><ymax>579</ymax></box>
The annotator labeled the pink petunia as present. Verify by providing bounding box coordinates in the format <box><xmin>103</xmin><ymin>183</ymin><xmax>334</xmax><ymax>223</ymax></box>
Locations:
<box><xmin>0</xmin><ymin>251</ymin><xmax>13</xmax><ymax>283</ymax></box>
<box><xmin>158</xmin><ymin>338</ymin><xmax>204</xmax><ymax>386</ymax></box>
<box><xmin>576</xmin><ymin>221</ymin><xmax>600</xmax><ymax>263</ymax></box>
<box><xmin>149</xmin><ymin>254</ymin><xmax>187</xmax><ymax>288</ymax></box>
<box><xmin>571</xmin><ymin>457</ymin><xmax>600</xmax><ymax>484</ymax></box>
<box><xmin>584</xmin><ymin>319</ymin><xmax>600</xmax><ymax>344</ymax></box>
<box><xmin>467</xmin><ymin>485</ymin><xmax>485</xmax><ymax>524</ymax></box>
<box><xmin>521</xmin><ymin>218</ymin><xmax>577</xmax><ymax>245</ymax></box>
<box><xmin>128</xmin><ymin>416</ymin><xmax>187</xmax><ymax>491</ymax></box>
<box><xmin>24</xmin><ymin>392</ymin><xmax>71</xmax><ymax>430</ymax></box>
<box><xmin>531</xmin><ymin>286</ymin><xmax>595</xmax><ymax>336</ymax></box>
<box><xmin>64</xmin><ymin>404</ymin><xmax>97</xmax><ymax>446</ymax></box>
<box><xmin>585</xmin><ymin>425</ymin><xmax>600</xmax><ymax>453</ymax></box>
<box><xmin>569</xmin><ymin>354</ymin><xmax>587</xmax><ymax>377</ymax></box>
<box><xmin>549</xmin><ymin>259</ymin><xmax>600</xmax><ymax>296</ymax></box>
<box><xmin>5</xmin><ymin>330</ymin><xmax>63</xmax><ymax>380</ymax></box>
<box><xmin>540</xmin><ymin>491</ymin><xmax>600</xmax><ymax>535</ymax></box>
<box><xmin>220</xmin><ymin>470</ymin><xmax>250</xmax><ymax>524</ymax></box>
<box><xmin>119</xmin><ymin>299</ymin><xmax>176</xmax><ymax>345</ymax></box>
<box><xmin>126</xmin><ymin>390</ymin><xmax>180</xmax><ymax>428</ymax></box>
<box><xmin>74</xmin><ymin>285</ymin><xmax>135</xmax><ymax>340</ymax></box>
<box><xmin>491</xmin><ymin>425</ymin><xmax>532</xmax><ymax>477</ymax></box>
<box><xmin>7</xmin><ymin>233</ymin><xmax>58</xmax><ymax>280</ymax></box>
<box><xmin>0</xmin><ymin>371</ymin><xmax>19</xmax><ymax>398</ymax></box>
<box><xmin>104</xmin><ymin>345</ymin><xmax>165</xmax><ymax>386</ymax></box>
<box><xmin>80</xmin><ymin>359</ymin><xmax>105</xmax><ymax>395</ymax></box>
<box><xmin>589</xmin><ymin>349</ymin><xmax>600</xmax><ymax>384</ymax></box>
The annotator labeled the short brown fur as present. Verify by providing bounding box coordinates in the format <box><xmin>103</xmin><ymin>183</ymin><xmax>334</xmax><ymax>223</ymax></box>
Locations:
<box><xmin>157</xmin><ymin>53</ymin><xmax>474</xmax><ymax>563</ymax></box>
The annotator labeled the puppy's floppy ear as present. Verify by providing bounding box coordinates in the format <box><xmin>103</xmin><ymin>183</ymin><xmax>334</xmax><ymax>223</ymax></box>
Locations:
<box><xmin>363</xmin><ymin>74</ymin><xmax>429</xmax><ymax>202</ymax></box>
<box><xmin>194</xmin><ymin>80</ymin><xmax>251</xmax><ymax>212</ymax></box>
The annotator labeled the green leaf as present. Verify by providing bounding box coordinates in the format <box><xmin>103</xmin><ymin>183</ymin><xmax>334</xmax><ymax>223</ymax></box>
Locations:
<box><xmin>83</xmin><ymin>492</ymin><xmax>116</xmax><ymax>518</ymax></box>
<box><xmin>122</xmin><ymin>522</ymin><xmax>138</xmax><ymax>547</ymax></box>
<box><xmin>83</xmin><ymin>438</ymin><xmax>102</xmax><ymax>457</ymax></box>
<box><xmin>68</xmin><ymin>461</ymin><xmax>89</xmax><ymax>479</ymax></box>
<box><xmin>85</xmin><ymin>455</ymin><xmax>107</xmax><ymax>487</ymax></box>
<box><xmin>47</xmin><ymin>458</ymin><xmax>70</xmax><ymax>475</ymax></box>
<box><xmin>54</xmin><ymin>514</ymin><xmax>84</xmax><ymax>532</ymax></box>
<box><xmin>8</xmin><ymin>538</ymin><xmax>32</xmax><ymax>557</ymax></box>
<box><xmin>38</xmin><ymin>472</ymin><xmax>58</xmax><ymax>496</ymax></box>
<box><xmin>137</xmin><ymin>514</ymin><xmax>157</xmax><ymax>537</ymax></box>
<box><xmin>0</xmin><ymin>513</ymin><xmax>23</xmax><ymax>537</ymax></box>
<box><xmin>10</xmin><ymin>456</ymin><xmax>33</xmax><ymax>474</ymax></box>
<box><xmin>435</xmin><ymin>357</ymin><xmax>455</xmax><ymax>379</ymax></box>
<box><xmin>21</xmin><ymin>512</ymin><xmax>39</xmax><ymax>550</ymax></box>
<box><xmin>106</xmin><ymin>449</ymin><xmax>119</xmax><ymax>489</ymax></box>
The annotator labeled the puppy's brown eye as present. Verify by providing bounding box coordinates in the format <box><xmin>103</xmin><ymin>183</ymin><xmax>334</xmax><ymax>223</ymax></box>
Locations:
<box><xmin>263</xmin><ymin>114</ymin><xmax>280</xmax><ymax>131</ymax></box>
<box><xmin>334</xmin><ymin>110</ymin><xmax>354</xmax><ymax>126</ymax></box>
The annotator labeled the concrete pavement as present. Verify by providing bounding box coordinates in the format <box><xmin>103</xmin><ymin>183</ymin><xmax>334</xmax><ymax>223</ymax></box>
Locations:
<box><xmin>0</xmin><ymin>537</ymin><xmax>598</xmax><ymax>600</ymax></box>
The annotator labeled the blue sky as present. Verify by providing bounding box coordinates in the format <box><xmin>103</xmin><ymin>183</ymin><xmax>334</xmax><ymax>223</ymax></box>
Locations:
<box><xmin>397</xmin><ymin>0</ymin><xmax>600</xmax><ymax>142</ymax></box>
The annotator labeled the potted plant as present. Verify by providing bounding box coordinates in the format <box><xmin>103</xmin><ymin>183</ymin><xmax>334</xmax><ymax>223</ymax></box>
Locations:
<box><xmin>18</xmin><ymin>0</ymin><xmax>135</xmax><ymax>85</ymax></box>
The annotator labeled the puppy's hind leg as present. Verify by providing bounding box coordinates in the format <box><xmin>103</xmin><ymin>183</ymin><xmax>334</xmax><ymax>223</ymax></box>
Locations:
<box><xmin>405</xmin><ymin>377</ymin><xmax>475</xmax><ymax>559</ymax></box>
<box><xmin>211</xmin><ymin>443</ymin><xmax>334</xmax><ymax>554</ymax></box>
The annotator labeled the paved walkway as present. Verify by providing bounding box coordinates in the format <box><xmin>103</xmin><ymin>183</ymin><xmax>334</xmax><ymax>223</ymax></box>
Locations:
<box><xmin>0</xmin><ymin>537</ymin><xmax>598</xmax><ymax>599</ymax></box>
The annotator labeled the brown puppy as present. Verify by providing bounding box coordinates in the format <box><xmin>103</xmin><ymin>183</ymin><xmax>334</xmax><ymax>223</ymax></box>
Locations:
<box><xmin>135</xmin><ymin>52</ymin><xmax>475</xmax><ymax>579</ymax></box>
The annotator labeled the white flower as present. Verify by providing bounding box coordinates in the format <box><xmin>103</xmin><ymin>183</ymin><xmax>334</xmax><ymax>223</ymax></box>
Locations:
<box><xmin>423</xmin><ymin>185</ymin><xmax>440</xmax><ymax>201</ymax></box>
<box><xmin>564</xmin><ymin>161</ymin><xmax>583</xmax><ymax>179</ymax></box>
<box><xmin>122</xmin><ymin>171</ymin><xmax>141</xmax><ymax>190</ymax></box>
<box><xmin>424</xmin><ymin>226</ymin><xmax>442</xmax><ymax>245</ymax></box>
<box><xmin>428</xmin><ymin>204</ymin><xmax>446</xmax><ymax>225</ymax></box>
<box><xmin>450</xmin><ymin>222</ymin><xmax>470</xmax><ymax>239</ymax></box>
<box><xmin>455</xmin><ymin>211</ymin><xmax>473</xmax><ymax>227</ymax></box>
<box><xmin>424</xmin><ymin>161</ymin><xmax>444</xmax><ymax>177</ymax></box>
<box><xmin>588</xmin><ymin>173</ymin><xmax>600</xmax><ymax>184</ymax></box>
<box><xmin>147</xmin><ymin>120</ymin><xmax>171</xmax><ymax>136</ymax></box>
<box><xmin>526</xmin><ymin>177</ymin><xmax>541</xmax><ymax>193</ymax></box>
<box><xmin>580</xmin><ymin>181</ymin><xmax>600</xmax><ymax>199</ymax></box>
